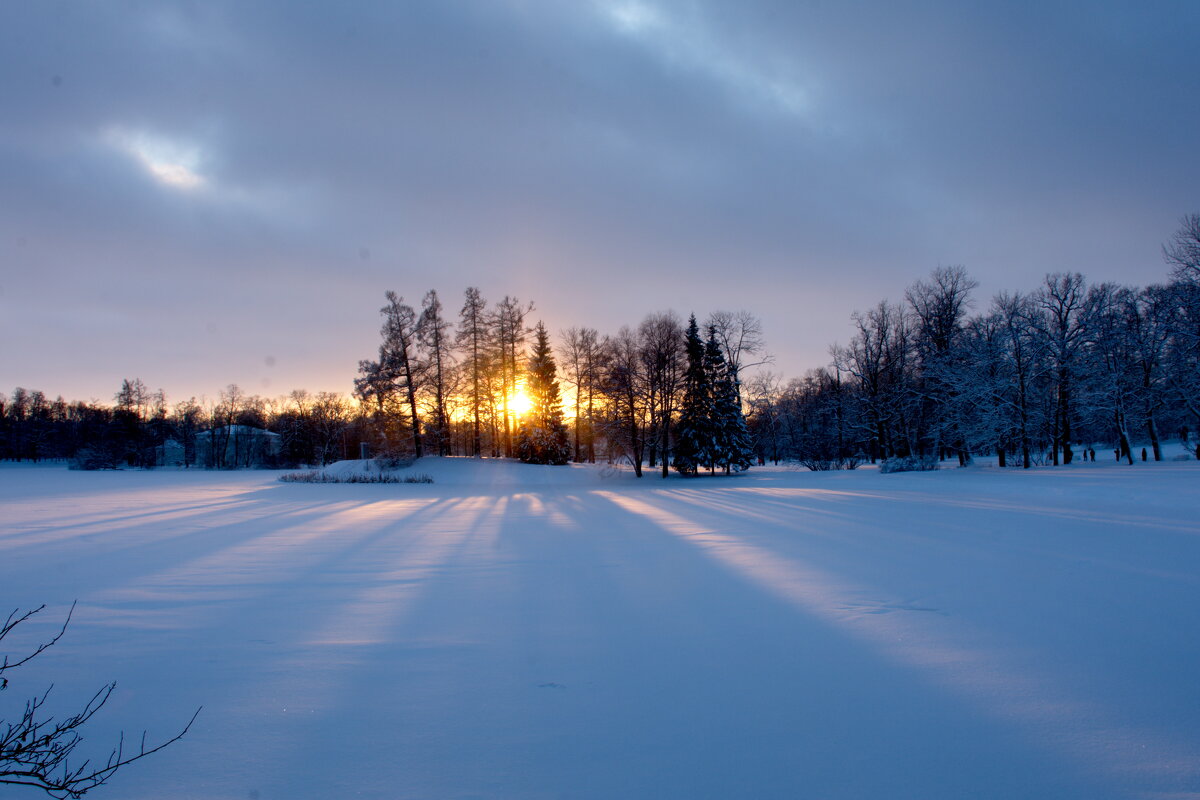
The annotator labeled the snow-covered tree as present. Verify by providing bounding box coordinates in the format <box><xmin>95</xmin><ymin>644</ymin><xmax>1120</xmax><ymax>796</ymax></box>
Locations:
<box><xmin>355</xmin><ymin>292</ymin><xmax>424</xmax><ymax>459</ymax></box>
<box><xmin>707</xmin><ymin>327</ymin><xmax>754</xmax><ymax>473</ymax></box>
<box><xmin>673</xmin><ymin>316</ymin><xmax>713</xmax><ymax>476</ymax></box>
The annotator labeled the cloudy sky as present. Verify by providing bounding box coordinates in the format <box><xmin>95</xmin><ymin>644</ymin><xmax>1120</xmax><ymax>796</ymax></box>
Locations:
<box><xmin>3</xmin><ymin>1</ymin><xmax>1198</xmax><ymax>403</ymax></box>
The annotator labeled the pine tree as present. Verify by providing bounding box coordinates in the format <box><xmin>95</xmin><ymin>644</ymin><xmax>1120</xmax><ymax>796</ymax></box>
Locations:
<box><xmin>516</xmin><ymin>322</ymin><xmax>571</xmax><ymax>465</ymax></box>
<box><xmin>709</xmin><ymin>327</ymin><xmax>754</xmax><ymax>473</ymax></box>
<box><xmin>673</xmin><ymin>315</ymin><xmax>713</xmax><ymax>475</ymax></box>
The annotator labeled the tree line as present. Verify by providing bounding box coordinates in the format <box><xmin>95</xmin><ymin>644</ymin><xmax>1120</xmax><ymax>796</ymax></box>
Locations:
<box><xmin>746</xmin><ymin>214</ymin><xmax>1200</xmax><ymax>469</ymax></box>
<box><xmin>3</xmin><ymin>214</ymin><xmax>1197</xmax><ymax>474</ymax></box>
<box><xmin>0</xmin><ymin>381</ymin><xmax>363</xmax><ymax>469</ymax></box>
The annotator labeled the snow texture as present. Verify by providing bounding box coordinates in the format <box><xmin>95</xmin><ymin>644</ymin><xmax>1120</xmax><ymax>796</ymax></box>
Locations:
<box><xmin>2</xmin><ymin>455</ymin><xmax>1200</xmax><ymax>799</ymax></box>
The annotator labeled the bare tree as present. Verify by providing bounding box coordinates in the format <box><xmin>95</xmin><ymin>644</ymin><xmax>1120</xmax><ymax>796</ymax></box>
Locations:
<box><xmin>1</xmin><ymin>604</ymin><xmax>199</xmax><ymax>798</ymax></box>
<box><xmin>601</xmin><ymin>328</ymin><xmax>649</xmax><ymax>476</ymax></box>
<box><xmin>558</xmin><ymin>327</ymin><xmax>602</xmax><ymax>463</ymax></box>
<box><xmin>1163</xmin><ymin>213</ymin><xmax>1200</xmax><ymax>282</ymax></box>
<box><xmin>992</xmin><ymin>292</ymin><xmax>1046</xmax><ymax>468</ymax></box>
<box><xmin>1163</xmin><ymin>216</ymin><xmax>1200</xmax><ymax>431</ymax></box>
<box><xmin>705</xmin><ymin>310</ymin><xmax>771</xmax><ymax>402</ymax></box>
<box><xmin>492</xmin><ymin>296</ymin><xmax>533</xmax><ymax>458</ymax></box>
<box><xmin>355</xmin><ymin>293</ymin><xmax>426</xmax><ymax>459</ymax></box>
<box><xmin>382</xmin><ymin>292</ymin><xmax>426</xmax><ymax>459</ymax></box>
<box><xmin>906</xmin><ymin>266</ymin><xmax>978</xmax><ymax>463</ymax></box>
<box><xmin>832</xmin><ymin>301</ymin><xmax>913</xmax><ymax>461</ymax></box>
<box><xmin>456</xmin><ymin>288</ymin><xmax>489</xmax><ymax>458</ymax></box>
<box><xmin>638</xmin><ymin>312</ymin><xmax>684</xmax><ymax>477</ymax></box>
<box><xmin>743</xmin><ymin>371</ymin><xmax>784</xmax><ymax>465</ymax></box>
<box><xmin>1034</xmin><ymin>273</ymin><xmax>1090</xmax><ymax>465</ymax></box>
<box><xmin>417</xmin><ymin>290</ymin><xmax>454</xmax><ymax>457</ymax></box>
<box><xmin>311</xmin><ymin>392</ymin><xmax>350</xmax><ymax>464</ymax></box>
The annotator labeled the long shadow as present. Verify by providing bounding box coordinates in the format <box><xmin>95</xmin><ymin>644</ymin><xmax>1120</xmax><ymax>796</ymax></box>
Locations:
<box><xmin>131</xmin><ymin>494</ymin><xmax>508</xmax><ymax>800</ymax></box>
<box><xmin>81</xmin><ymin>494</ymin><xmax>461</xmax><ymax>638</ymax></box>
<box><xmin>241</xmin><ymin>487</ymin><xmax>1139</xmax><ymax>800</ymax></box>
<box><xmin>592</xmin><ymin>488</ymin><xmax>1200</xmax><ymax>799</ymax></box>
<box><xmin>42</xmin><ymin>476</ymin><xmax>1200</xmax><ymax>799</ymax></box>
<box><xmin>4</xmin><ymin>493</ymin><xmax>378</xmax><ymax>610</ymax></box>
<box><xmin>662</xmin><ymin>482</ymin><xmax>1200</xmax><ymax>587</ymax></box>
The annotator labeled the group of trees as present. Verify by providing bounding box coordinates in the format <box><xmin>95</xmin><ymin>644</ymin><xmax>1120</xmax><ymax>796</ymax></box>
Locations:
<box><xmin>351</xmin><ymin>287</ymin><xmax>760</xmax><ymax>475</ymax></box>
<box><xmin>0</xmin><ymin>381</ymin><xmax>363</xmax><ymax>469</ymax></box>
<box><xmin>673</xmin><ymin>316</ymin><xmax>755</xmax><ymax>475</ymax></box>
<box><xmin>5</xmin><ymin>214</ymin><xmax>1197</xmax><ymax>475</ymax></box>
<box><xmin>745</xmin><ymin>215</ymin><xmax>1200</xmax><ymax>469</ymax></box>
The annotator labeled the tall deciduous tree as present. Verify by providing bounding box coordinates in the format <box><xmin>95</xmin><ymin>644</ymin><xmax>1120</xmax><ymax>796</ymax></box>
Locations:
<box><xmin>1035</xmin><ymin>273</ymin><xmax>1089</xmax><ymax>465</ymax></box>
<box><xmin>356</xmin><ymin>292</ymin><xmax>424</xmax><ymax>459</ymax></box>
<box><xmin>456</xmin><ymin>287</ymin><xmax>489</xmax><ymax>457</ymax></box>
<box><xmin>493</xmin><ymin>296</ymin><xmax>533</xmax><ymax>458</ymax></box>
<box><xmin>418</xmin><ymin>290</ymin><xmax>454</xmax><ymax>457</ymax></box>
<box><xmin>603</xmin><ymin>327</ymin><xmax>649</xmax><ymax>476</ymax></box>
<box><xmin>638</xmin><ymin>312</ymin><xmax>684</xmax><ymax>477</ymax></box>
<box><xmin>706</xmin><ymin>309</ymin><xmax>770</xmax><ymax>404</ymax></box>
<box><xmin>559</xmin><ymin>327</ymin><xmax>602</xmax><ymax>463</ymax></box>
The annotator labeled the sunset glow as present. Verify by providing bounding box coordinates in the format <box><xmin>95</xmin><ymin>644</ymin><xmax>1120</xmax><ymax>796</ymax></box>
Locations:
<box><xmin>508</xmin><ymin>386</ymin><xmax>533</xmax><ymax>417</ymax></box>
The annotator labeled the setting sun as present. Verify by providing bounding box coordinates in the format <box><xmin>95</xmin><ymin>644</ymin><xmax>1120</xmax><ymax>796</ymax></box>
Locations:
<box><xmin>508</xmin><ymin>386</ymin><xmax>533</xmax><ymax>417</ymax></box>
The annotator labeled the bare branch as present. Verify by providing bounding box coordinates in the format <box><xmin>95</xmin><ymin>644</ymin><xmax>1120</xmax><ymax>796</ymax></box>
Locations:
<box><xmin>1</xmin><ymin>604</ymin><xmax>199</xmax><ymax>798</ymax></box>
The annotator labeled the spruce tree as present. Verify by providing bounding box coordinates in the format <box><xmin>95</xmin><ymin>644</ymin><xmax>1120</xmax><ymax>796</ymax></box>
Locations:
<box><xmin>516</xmin><ymin>322</ymin><xmax>571</xmax><ymax>465</ymax></box>
<box><xmin>673</xmin><ymin>315</ymin><xmax>713</xmax><ymax>476</ymax></box>
<box><xmin>702</xmin><ymin>329</ymin><xmax>727</xmax><ymax>473</ymax></box>
<box><xmin>709</xmin><ymin>328</ymin><xmax>755</xmax><ymax>473</ymax></box>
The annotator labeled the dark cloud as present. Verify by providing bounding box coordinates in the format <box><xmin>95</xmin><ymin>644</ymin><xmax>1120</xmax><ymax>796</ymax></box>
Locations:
<box><xmin>2</xmin><ymin>0</ymin><xmax>1198</xmax><ymax>400</ymax></box>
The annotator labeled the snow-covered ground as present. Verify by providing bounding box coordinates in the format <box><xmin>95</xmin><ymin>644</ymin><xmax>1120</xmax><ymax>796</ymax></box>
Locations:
<box><xmin>2</xmin><ymin>456</ymin><xmax>1200</xmax><ymax>799</ymax></box>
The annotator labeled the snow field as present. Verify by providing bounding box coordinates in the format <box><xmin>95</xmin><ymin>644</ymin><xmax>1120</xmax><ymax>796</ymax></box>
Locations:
<box><xmin>2</xmin><ymin>457</ymin><xmax>1199</xmax><ymax>799</ymax></box>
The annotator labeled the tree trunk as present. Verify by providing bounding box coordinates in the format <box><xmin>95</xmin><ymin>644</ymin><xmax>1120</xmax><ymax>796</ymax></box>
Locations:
<box><xmin>1116</xmin><ymin>409</ymin><xmax>1133</xmax><ymax>465</ymax></box>
<box><xmin>1147</xmin><ymin>415</ymin><xmax>1162</xmax><ymax>462</ymax></box>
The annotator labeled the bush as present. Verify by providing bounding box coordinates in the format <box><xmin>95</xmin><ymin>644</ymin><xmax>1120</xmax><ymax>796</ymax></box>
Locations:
<box><xmin>797</xmin><ymin>452</ymin><xmax>864</xmax><ymax>471</ymax></box>
<box><xmin>376</xmin><ymin>454</ymin><xmax>415</xmax><ymax>470</ymax></box>
<box><xmin>879</xmin><ymin>455</ymin><xmax>940</xmax><ymax>474</ymax></box>
<box><xmin>278</xmin><ymin>470</ymin><xmax>433</xmax><ymax>484</ymax></box>
<box><xmin>68</xmin><ymin>447</ymin><xmax>121</xmax><ymax>470</ymax></box>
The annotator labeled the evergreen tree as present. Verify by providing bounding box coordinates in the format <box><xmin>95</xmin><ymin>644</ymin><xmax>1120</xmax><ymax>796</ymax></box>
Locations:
<box><xmin>516</xmin><ymin>322</ymin><xmax>571</xmax><ymax>465</ymax></box>
<box><xmin>673</xmin><ymin>315</ymin><xmax>713</xmax><ymax>475</ymax></box>
<box><xmin>709</xmin><ymin>327</ymin><xmax>755</xmax><ymax>473</ymax></box>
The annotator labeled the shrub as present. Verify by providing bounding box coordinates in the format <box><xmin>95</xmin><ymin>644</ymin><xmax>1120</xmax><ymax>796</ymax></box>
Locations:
<box><xmin>68</xmin><ymin>447</ymin><xmax>121</xmax><ymax>470</ymax></box>
<box><xmin>879</xmin><ymin>455</ymin><xmax>940</xmax><ymax>474</ymax></box>
<box><xmin>798</xmin><ymin>452</ymin><xmax>865</xmax><ymax>471</ymax></box>
<box><xmin>278</xmin><ymin>470</ymin><xmax>433</xmax><ymax>484</ymax></box>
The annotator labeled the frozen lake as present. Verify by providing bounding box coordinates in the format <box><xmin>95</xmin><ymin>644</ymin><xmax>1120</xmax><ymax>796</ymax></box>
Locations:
<box><xmin>2</xmin><ymin>458</ymin><xmax>1200</xmax><ymax>799</ymax></box>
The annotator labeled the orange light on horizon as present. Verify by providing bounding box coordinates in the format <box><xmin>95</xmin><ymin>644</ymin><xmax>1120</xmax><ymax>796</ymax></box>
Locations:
<box><xmin>508</xmin><ymin>386</ymin><xmax>533</xmax><ymax>418</ymax></box>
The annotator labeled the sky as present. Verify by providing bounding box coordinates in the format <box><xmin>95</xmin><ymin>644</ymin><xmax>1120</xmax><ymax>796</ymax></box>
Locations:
<box><xmin>2</xmin><ymin>0</ymin><xmax>1198</xmax><ymax>404</ymax></box>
